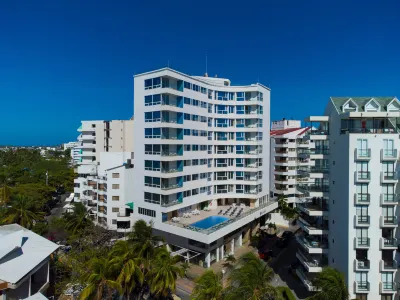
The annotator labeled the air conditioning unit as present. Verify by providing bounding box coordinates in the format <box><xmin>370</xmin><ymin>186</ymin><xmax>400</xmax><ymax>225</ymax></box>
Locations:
<box><xmin>358</xmin><ymin>261</ymin><xmax>364</xmax><ymax>268</ymax></box>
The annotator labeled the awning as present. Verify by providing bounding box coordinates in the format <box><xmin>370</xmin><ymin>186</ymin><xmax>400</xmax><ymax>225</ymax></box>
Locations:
<box><xmin>126</xmin><ymin>202</ymin><xmax>134</xmax><ymax>209</ymax></box>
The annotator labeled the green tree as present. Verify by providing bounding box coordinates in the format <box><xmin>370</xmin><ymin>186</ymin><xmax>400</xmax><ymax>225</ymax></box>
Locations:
<box><xmin>191</xmin><ymin>269</ymin><xmax>223</xmax><ymax>300</ymax></box>
<box><xmin>224</xmin><ymin>252</ymin><xmax>279</xmax><ymax>300</ymax></box>
<box><xmin>222</xmin><ymin>254</ymin><xmax>237</xmax><ymax>270</ymax></box>
<box><xmin>147</xmin><ymin>247</ymin><xmax>185</xmax><ymax>298</ymax></box>
<box><xmin>267</xmin><ymin>222</ymin><xmax>277</xmax><ymax>234</ymax></box>
<box><xmin>63</xmin><ymin>202</ymin><xmax>92</xmax><ymax>235</ymax></box>
<box><xmin>308</xmin><ymin>267</ymin><xmax>349</xmax><ymax>300</ymax></box>
<box><xmin>278</xmin><ymin>195</ymin><xmax>298</xmax><ymax>220</ymax></box>
<box><xmin>109</xmin><ymin>241</ymin><xmax>144</xmax><ymax>300</ymax></box>
<box><xmin>2</xmin><ymin>195</ymin><xmax>44</xmax><ymax>228</ymax></box>
<box><xmin>0</xmin><ymin>183</ymin><xmax>11</xmax><ymax>205</ymax></box>
<box><xmin>79</xmin><ymin>257</ymin><xmax>122</xmax><ymax>300</ymax></box>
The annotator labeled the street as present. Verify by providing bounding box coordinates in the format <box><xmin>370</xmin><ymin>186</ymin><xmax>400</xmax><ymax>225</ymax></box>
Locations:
<box><xmin>269</xmin><ymin>238</ymin><xmax>312</xmax><ymax>300</ymax></box>
<box><xmin>46</xmin><ymin>193</ymin><xmax>68</xmax><ymax>221</ymax></box>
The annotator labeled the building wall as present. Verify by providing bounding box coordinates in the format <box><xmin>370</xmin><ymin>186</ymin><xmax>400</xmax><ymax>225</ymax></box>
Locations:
<box><xmin>132</xmin><ymin>68</ymin><xmax>272</xmax><ymax>245</ymax></box>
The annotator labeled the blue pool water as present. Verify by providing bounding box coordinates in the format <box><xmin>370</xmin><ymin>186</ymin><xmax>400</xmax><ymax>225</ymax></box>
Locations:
<box><xmin>191</xmin><ymin>216</ymin><xmax>229</xmax><ymax>229</ymax></box>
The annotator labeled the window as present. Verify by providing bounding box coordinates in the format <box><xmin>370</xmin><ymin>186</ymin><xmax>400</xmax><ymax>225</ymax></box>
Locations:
<box><xmin>236</xmin><ymin>171</ymin><xmax>244</xmax><ymax>180</ymax></box>
<box><xmin>145</xmin><ymin>111</ymin><xmax>161</xmax><ymax>122</ymax></box>
<box><xmin>201</xmin><ymin>87</ymin><xmax>207</xmax><ymax>94</ymax></box>
<box><xmin>357</xmin><ymin>139</ymin><xmax>369</xmax><ymax>157</ymax></box>
<box><xmin>236</xmin><ymin>158</ymin><xmax>244</xmax><ymax>167</ymax></box>
<box><xmin>236</xmin><ymin>145</ymin><xmax>244</xmax><ymax>154</ymax></box>
<box><xmin>258</xmin><ymin>105</ymin><xmax>263</xmax><ymax>115</ymax></box>
<box><xmin>257</xmin><ymin>92</ymin><xmax>263</xmax><ymax>101</ymax></box>
<box><xmin>184</xmin><ymin>113</ymin><xmax>191</xmax><ymax>120</ymax></box>
<box><xmin>200</xmin><ymin>159</ymin><xmax>207</xmax><ymax>165</ymax></box>
<box><xmin>200</xmin><ymin>145</ymin><xmax>207</xmax><ymax>151</ymax></box>
<box><xmin>236</xmin><ymin>105</ymin><xmax>245</xmax><ymax>114</ymax></box>
<box><xmin>192</xmin><ymin>130</ymin><xmax>199</xmax><ymax>136</ymax></box>
<box><xmin>192</xmin><ymin>188</ymin><xmax>199</xmax><ymax>195</ymax></box>
<box><xmin>236</xmin><ymin>119</ymin><xmax>245</xmax><ymax>128</ymax></box>
<box><xmin>382</xmin><ymin>162</ymin><xmax>395</xmax><ymax>179</ymax></box>
<box><xmin>257</xmin><ymin>132</ymin><xmax>263</xmax><ymax>141</ymax></box>
<box><xmin>382</xmin><ymin>184</ymin><xmax>395</xmax><ymax>201</ymax></box>
<box><xmin>184</xmin><ymin>97</ymin><xmax>191</xmax><ymax>105</ymax></box>
<box><xmin>185</xmin><ymin>145</ymin><xmax>191</xmax><ymax>151</ymax></box>
<box><xmin>236</xmin><ymin>132</ymin><xmax>245</xmax><ymax>141</ymax></box>
<box><xmin>381</xmin><ymin>295</ymin><xmax>392</xmax><ymax>300</ymax></box>
<box><xmin>192</xmin><ymin>99</ymin><xmax>199</xmax><ymax>106</ymax></box>
<box><xmin>183</xmin><ymin>190</ymin><xmax>191</xmax><ymax>198</ymax></box>
<box><xmin>145</xmin><ymin>144</ymin><xmax>161</xmax><ymax>155</ymax></box>
<box><xmin>144</xmin><ymin>176</ymin><xmax>161</xmax><ymax>187</ymax></box>
<box><xmin>191</xmin><ymin>114</ymin><xmax>199</xmax><ymax>121</ymax></box>
<box><xmin>144</xmin><ymin>160</ymin><xmax>161</xmax><ymax>171</ymax></box>
<box><xmin>144</xmin><ymin>192</ymin><xmax>161</xmax><ymax>204</ymax></box>
<box><xmin>193</xmin><ymin>84</ymin><xmax>200</xmax><ymax>92</ymax></box>
<box><xmin>144</xmin><ymin>128</ymin><xmax>161</xmax><ymax>138</ymax></box>
<box><xmin>192</xmin><ymin>159</ymin><xmax>199</xmax><ymax>166</ymax></box>
<box><xmin>112</xmin><ymin>184</ymin><xmax>120</xmax><ymax>189</ymax></box>
<box><xmin>237</xmin><ymin>92</ymin><xmax>245</xmax><ymax>101</ymax></box>
<box><xmin>200</xmin><ymin>116</ymin><xmax>207</xmax><ymax>123</ymax></box>
<box><xmin>144</xmin><ymin>94</ymin><xmax>161</xmax><ymax>106</ymax></box>
<box><xmin>184</xmin><ymin>129</ymin><xmax>191</xmax><ymax>136</ymax></box>
<box><xmin>356</xmin><ymin>184</ymin><xmax>369</xmax><ymax>202</ymax></box>
<box><xmin>138</xmin><ymin>207</ymin><xmax>156</xmax><ymax>217</ymax></box>
<box><xmin>184</xmin><ymin>81</ymin><xmax>191</xmax><ymax>89</ymax></box>
<box><xmin>192</xmin><ymin>174</ymin><xmax>199</xmax><ymax>181</ymax></box>
<box><xmin>112</xmin><ymin>219</ymin><xmax>117</xmax><ymax>225</ymax></box>
<box><xmin>112</xmin><ymin>173</ymin><xmax>120</xmax><ymax>178</ymax></box>
<box><xmin>355</xmin><ymin>295</ymin><xmax>367</xmax><ymax>300</ymax></box>
<box><xmin>144</xmin><ymin>77</ymin><xmax>161</xmax><ymax>89</ymax></box>
<box><xmin>192</xmin><ymin>145</ymin><xmax>199</xmax><ymax>151</ymax></box>
<box><xmin>383</xmin><ymin>139</ymin><xmax>395</xmax><ymax>157</ymax></box>
<box><xmin>112</xmin><ymin>207</ymin><xmax>119</xmax><ymax>213</ymax></box>
<box><xmin>112</xmin><ymin>196</ymin><xmax>119</xmax><ymax>201</ymax></box>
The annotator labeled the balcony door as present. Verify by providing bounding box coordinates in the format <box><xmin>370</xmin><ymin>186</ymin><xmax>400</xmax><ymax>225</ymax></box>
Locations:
<box><xmin>381</xmin><ymin>272</ymin><xmax>393</xmax><ymax>287</ymax></box>
<box><xmin>356</xmin><ymin>205</ymin><xmax>369</xmax><ymax>223</ymax></box>
<box><xmin>357</xmin><ymin>162</ymin><xmax>369</xmax><ymax>179</ymax></box>
<box><xmin>383</xmin><ymin>139</ymin><xmax>394</xmax><ymax>156</ymax></box>
<box><xmin>356</xmin><ymin>184</ymin><xmax>368</xmax><ymax>201</ymax></box>
<box><xmin>357</xmin><ymin>139</ymin><xmax>368</xmax><ymax>156</ymax></box>
<box><xmin>355</xmin><ymin>271</ymin><xmax>368</xmax><ymax>287</ymax></box>
<box><xmin>382</xmin><ymin>206</ymin><xmax>395</xmax><ymax>222</ymax></box>
<box><xmin>356</xmin><ymin>228</ymin><xmax>368</xmax><ymax>245</ymax></box>
<box><xmin>382</xmin><ymin>162</ymin><xmax>395</xmax><ymax>179</ymax></box>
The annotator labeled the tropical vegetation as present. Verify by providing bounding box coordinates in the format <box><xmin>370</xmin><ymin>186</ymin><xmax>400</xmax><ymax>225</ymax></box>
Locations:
<box><xmin>307</xmin><ymin>267</ymin><xmax>349</xmax><ymax>300</ymax></box>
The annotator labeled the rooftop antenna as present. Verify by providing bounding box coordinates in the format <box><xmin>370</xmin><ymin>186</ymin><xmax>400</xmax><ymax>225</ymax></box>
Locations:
<box><xmin>204</xmin><ymin>53</ymin><xmax>208</xmax><ymax>77</ymax></box>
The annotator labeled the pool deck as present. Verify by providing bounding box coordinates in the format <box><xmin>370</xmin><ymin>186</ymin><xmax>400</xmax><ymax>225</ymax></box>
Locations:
<box><xmin>169</xmin><ymin>205</ymin><xmax>251</xmax><ymax>226</ymax></box>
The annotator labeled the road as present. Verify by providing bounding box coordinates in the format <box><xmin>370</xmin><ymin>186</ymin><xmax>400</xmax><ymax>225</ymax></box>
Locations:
<box><xmin>269</xmin><ymin>238</ymin><xmax>312</xmax><ymax>300</ymax></box>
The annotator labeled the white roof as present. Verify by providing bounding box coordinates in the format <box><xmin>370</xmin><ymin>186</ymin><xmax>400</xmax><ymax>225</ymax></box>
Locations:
<box><xmin>23</xmin><ymin>292</ymin><xmax>48</xmax><ymax>300</ymax></box>
<box><xmin>0</xmin><ymin>224</ymin><xmax>59</xmax><ymax>284</ymax></box>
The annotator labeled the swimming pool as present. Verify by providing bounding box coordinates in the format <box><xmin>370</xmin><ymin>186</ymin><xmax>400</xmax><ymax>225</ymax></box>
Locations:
<box><xmin>191</xmin><ymin>216</ymin><xmax>229</xmax><ymax>229</ymax></box>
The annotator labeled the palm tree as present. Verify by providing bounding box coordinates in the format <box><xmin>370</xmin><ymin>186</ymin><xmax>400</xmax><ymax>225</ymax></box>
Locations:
<box><xmin>109</xmin><ymin>241</ymin><xmax>144</xmax><ymax>300</ymax></box>
<box><xmin>147</xmin><ymin>247</ymin><xmax>185</xmax><ymax>298</ymax></box>
<box><xmin>2</xmin><ymin>195</ymin><xmax>43</xmax><ymax>228</ymax></box>
<box><xmin>79</xmin><ymin>257</ymin><xmax>122</xmax><ymax>300</ymax></box>
<box><xmin>0</xmin><ymin>183</ymin><xmax>11</xmax><ymax>206</ymax></box>
<box><xmin>191</xmin><ymin>269</ymin><xmax>223</xmax><ymax>300</ymax></box>
<box><xmin>128</xmin><ymin>220</ymin><xmax>164</xmax><ymax>267</ymax></box>
<box><xmin>308</xmin><ymin>267</ymin><xmax>349</xmax><ymax>300</ymax></box>
<box><xmin>222</xmin><ymin>254</ymin><xmax>236</xmax><ymax>270</ymax></box>
<box><xmin>224</xmin><ymin>252</ymin><xmax>279</xmax><ymax>300</ymax></box>
<box><xmin>63</xmin><ymin>202</ymin><xmax>92</xmax><ymax>234</ymax></box>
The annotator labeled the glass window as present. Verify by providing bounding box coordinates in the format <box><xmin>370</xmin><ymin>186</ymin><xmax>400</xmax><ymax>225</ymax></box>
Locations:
<box><xmin>184</xmin><ymin>129</ymin><xmax>191</xmax><ymax>136</ymax></box>
<box><xmin>237</xmin><ymin>92</ymin><xmax>245</xmax><ymax>101</ymax></box>
<box><xmin>184</xmin><ymin>81</ymin><xmax>191</xmax><ymax>89</ymax></box>
<box><xmin>236</xmin><ymin>132</ymin><xmax>245</xmax><ymax>141</ymax></box>
<box><xmin>184</xmin><ymin>97</ymin><xmax>191</xmax><ymax>104</ymax></box>
<box><xmin>184</xmin><ymin>113</ymin><xmax>191</xmax><ymax>120</ymax></box>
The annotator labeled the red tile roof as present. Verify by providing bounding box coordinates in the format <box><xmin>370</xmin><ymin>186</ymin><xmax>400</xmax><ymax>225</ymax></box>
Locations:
<box><xmin>270</xmin><ymin>127</ymin><xmax>310</xmax><ymax>136</ymax></box>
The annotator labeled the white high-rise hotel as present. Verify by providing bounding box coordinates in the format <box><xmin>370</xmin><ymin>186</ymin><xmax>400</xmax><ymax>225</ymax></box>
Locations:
<box><xmin>132</xmin><ymin>68</ymin><xmax>278</xmax><ymax>267</ymax></box>
<box><xmin>296</xmin><ymin>97</ymin><xmax>400</xmax><ymax>300</ymax></box>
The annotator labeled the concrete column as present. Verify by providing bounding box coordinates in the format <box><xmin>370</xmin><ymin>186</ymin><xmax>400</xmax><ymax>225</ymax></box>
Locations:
<box><xmin>221</xmin><ymin>245</ymin><xmax>225</xmax><ymax>260</ymax></box>
<box><xmin>28</xmin><ymin>275</ymin><xmax>32</xmax><ymax>296</ymax></box>
<box><xmin>205</xmin><ymin>252</ymin><xmax>211</xmax><ymax>268</ymax></box>
<box><xmin>216</xmin><ymin>247</ymin><xmax>220</xmax><ymax>262</ymax></box>
<box><xmin>230</xmin><ymin>239</ymin><xmax>235</xmax><ymax>255</ymax></box>
<box><xmin>238</xmin><ymin>234</ymin><xmax>243</xmax><ymax>247</ymax></box>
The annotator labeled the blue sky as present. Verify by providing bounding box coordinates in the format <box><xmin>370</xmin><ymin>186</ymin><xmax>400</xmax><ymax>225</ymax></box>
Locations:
<box><xmin>1</xmin><ymin>0</ymin><xmax>400</xmax><ymax>145</ymax></box>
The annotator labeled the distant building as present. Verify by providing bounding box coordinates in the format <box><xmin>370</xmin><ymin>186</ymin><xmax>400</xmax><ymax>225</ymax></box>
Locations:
<box><xmin>63</xmin><ymin>141</ymin><xmax>79</xmax><ymax>151</ymax></box>
<box><xmin>0</xmin><ymin>224</ymin><xmax>59</xmax><ymax>300</ymax></box>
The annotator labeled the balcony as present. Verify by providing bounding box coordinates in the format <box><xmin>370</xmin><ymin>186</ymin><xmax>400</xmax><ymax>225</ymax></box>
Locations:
<box><xmin>379</xmin><ymin>260</ymin><xmax>397</xmax><ymax>272</ymax></box>
<box><xmin>80</xmin><ymin>134</ymin><xmax>96</xmax><ymax>141</ymax></box>
<box><xmin>161</xmin><ymin>183</ymin><xmax>182</xmax><ymax>190</ymax></box>
<box><xmin>296</xmin><ymin>235</ymin><xmax>328</xmax><ymax>254</ymax></box>
<box><xmin>354</xmin><ymin>193</ymin><xmax>370</xmax><ymax>205</ymax></box>
<box><xmin>354</xmin><ymin>215</ymin><xmax>370</xmax><ymax>227</ymax></box>
<box><xmin>298</xmin><ymin>217</ymin><xmax>329</xmax><ymax>234</ymax></box>
<box><xmin>354</xmin><ymin>259</ymin><xmax>370</xmax><ymax>271</ymax></box>
<box><xmin>296</xmin><ymin>268</ymin><xmax>320</xmax><ymax>292</ymax></box>
<box><xmin>354</xmin><ymin>237</ymin><xmax>370</xmax><ymax>249</ymax></box>
<box><xmin>161</xmin><ymin>151</ymin><xmax>183</xmax><ymax>157</ymax></box>
<box><xmin>379</xmin><ymin>238</ymin><xmax>398</xmax><ymax>250</ymax></box>
<box><xmin>380</xmin><ymin>172</ymin><xmax>398</xmax><ymax>183</ymax></box>
<box><xmin>309</xmin><ymin>166</ymin><xmax>330</xmax><ymax>174</ymax></box>
<box><xmin>354</xmin><ymin>281</ymin><xmax>369</xmax><ymax>293</ymax></box>
<box><xmin>355</xmin><ymin>148</ymin><xmax>371</xmax><ymax>160</ymax></box>
<box><xmin>380</xmin><ymin>216</ymin><xmax>398</xmax><ymax>228</ymax></box>
<box><xmin>380</xmin><ymin>194</ymin><xmax>398</xmax><ymax>206</ymax></box>
<box><xmin>380</xmin><ymin>282</ymin><xmax>396</xmax><ymax>294</ymax></box>
<box><xmin>354</xmin><ymin>171</ymin><xmax>370</xmax><ymax>183</ymax></box>
<box><xmin>296</xmin><ymin>251</ymin><xmax>326</xmax><ymax>272</ymax></box>
<box><xmin>381</xmin><ymin>149</ymin><xmax>398</xmax><ymax>161</ymax></box>
<box><xmin>297</xmin><ymin>203</ymin><xmax>329</xmax><ymax>216</ymax></box>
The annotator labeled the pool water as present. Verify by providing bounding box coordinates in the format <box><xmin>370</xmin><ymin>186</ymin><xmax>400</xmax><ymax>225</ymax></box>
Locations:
<box><xmin>191</xmin><ymin>216</ymin><xmax>229</xmax><ymax>229</ymax></box>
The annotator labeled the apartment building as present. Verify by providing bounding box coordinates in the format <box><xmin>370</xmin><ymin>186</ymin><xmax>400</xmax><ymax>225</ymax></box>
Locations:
<box><xmin>73</xmin><ymin>120</ymin><xmax>134</xmax><ymax>228</ymax></box>
<box><xmin>269</xmin><ymin>119</ymin><xmax>311</xmax><ymax>226</ymax></box>
<box><xmin>131</xmin><ymin>67</ymin><xmax>278</xmax><ymax>267</ymax></box>
<box><xmin>295</xmin><ymin>97</ymin><xmax>400</xmax><ymax>300</ymax></box>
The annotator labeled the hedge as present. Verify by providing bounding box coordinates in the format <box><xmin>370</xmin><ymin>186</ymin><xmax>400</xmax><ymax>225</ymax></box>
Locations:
<box><xmin>276</xmin><ymin>286</ymin><xmax>296</xmax><ymax>300</ymax></box>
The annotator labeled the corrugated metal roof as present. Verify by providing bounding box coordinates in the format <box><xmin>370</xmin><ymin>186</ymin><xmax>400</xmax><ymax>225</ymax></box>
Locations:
<box><xmin>0</xmin><ymin>224</ymin><xmax>59</xmax><ymax>284</ymax></box>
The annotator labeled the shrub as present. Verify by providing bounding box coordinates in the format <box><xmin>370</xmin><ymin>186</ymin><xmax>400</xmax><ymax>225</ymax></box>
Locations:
<box><xmin>276</xmin><ymin>286</ymin><xmax>296</xmax><ymax>300</ymax></box>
